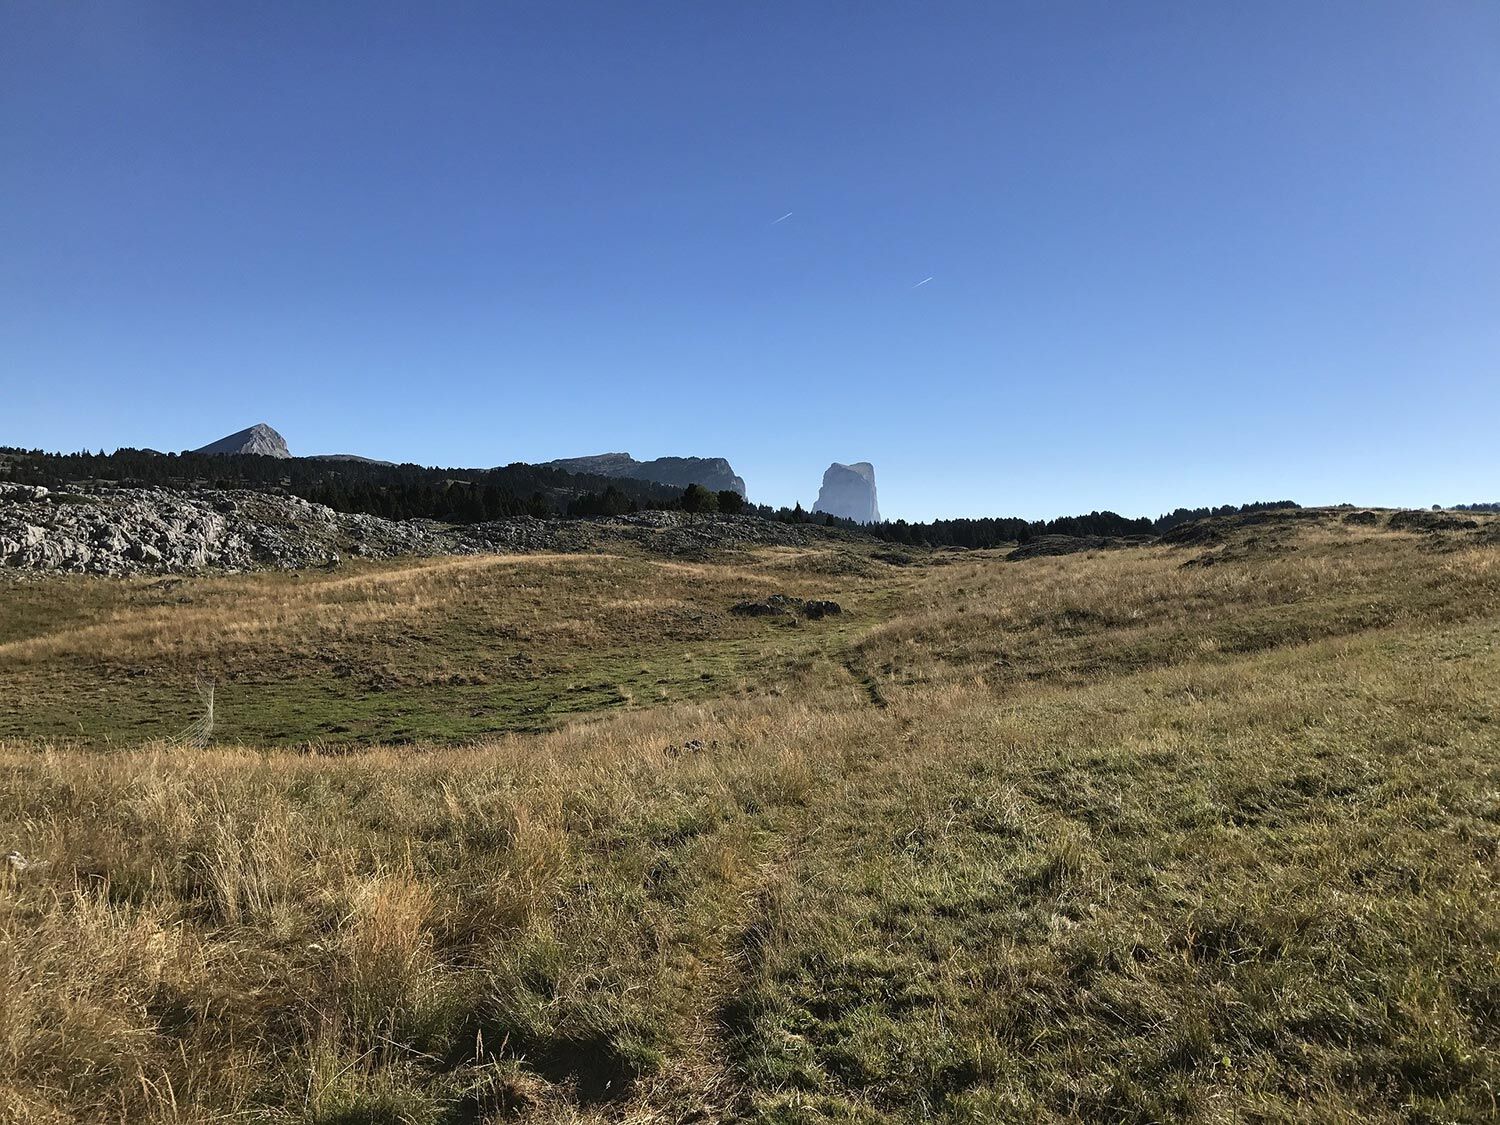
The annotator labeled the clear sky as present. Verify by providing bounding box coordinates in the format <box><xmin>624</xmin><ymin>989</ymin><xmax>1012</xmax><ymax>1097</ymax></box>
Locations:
<box><xmin>3</xmin><ymin>2</ymin><xmax>1497</xmax><ymax>520</ymax></box>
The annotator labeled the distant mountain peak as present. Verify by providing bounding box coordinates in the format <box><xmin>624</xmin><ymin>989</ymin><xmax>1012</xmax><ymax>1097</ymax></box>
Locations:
<box><xmin>194</xmin><ymin>423</ymin><xmax>291</xmax><ymax>458</ymax></box>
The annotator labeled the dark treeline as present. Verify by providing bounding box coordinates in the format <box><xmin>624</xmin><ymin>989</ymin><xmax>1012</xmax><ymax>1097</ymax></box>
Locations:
<box><xmin>1454</xmin><ymin>501</ymin><xmax>1500</xmax><ymax>512</ymax></box>
<box><xmin>834</xmin><ymin>499</ymin><xmax>1299</xmax><ymax>548</ymax></box>
<box><xmin>685</xmin><ymin>494</ymin><xmax>1299</xmax><ymax>548</ymax></box>
<box><xmin>0</xmin><ymin>446</ymin><xmax>682</xmax><ymax>522</ymax></box>
<box><xmin>858</xmin><ymin>512</ymin><xmax>1148</xmax><ymax>547</ymax></box>
<box><xmin>1</xmin><ymin>446</ymin><xmax>1298</xmax><ymax>545</ymax></box>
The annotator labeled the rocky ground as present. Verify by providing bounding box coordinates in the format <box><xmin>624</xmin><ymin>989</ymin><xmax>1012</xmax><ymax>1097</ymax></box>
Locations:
<box><xmin>0</xmin><ymin>484</ymin><xmax>840</xmax><ymax>576</ymax></box>
<box><xmin>1004</xmin><ymin>533</ymin><xmax>1155</xmax><ymax>561</ymax></box>
<box><xmin>9</xmin><ymin>485</ymin><xmax>1492</xmax><ymax>579</ymax></box>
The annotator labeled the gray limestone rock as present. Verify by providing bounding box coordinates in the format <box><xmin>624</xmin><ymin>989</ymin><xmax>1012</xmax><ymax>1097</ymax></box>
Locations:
<box><xmin>0</xmin><ymin>487</ymin><xmax>853</xmax><ymax>577</ymax></box>
<box><xmin>812</xmin><ymin>462</ymin><xmax>880</xmax><ymax>524</ymax></box>
<box><xmin>193</xmin><ymin>423</ymin><xmax>291</xmax><ymax>458</ymax></box>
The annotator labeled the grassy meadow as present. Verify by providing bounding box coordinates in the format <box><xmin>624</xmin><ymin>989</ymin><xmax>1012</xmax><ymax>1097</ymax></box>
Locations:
<box><xmin>0</xmin><ymin>511</ymin><xmax>1496</xmax><ymax>1122</ymax></box>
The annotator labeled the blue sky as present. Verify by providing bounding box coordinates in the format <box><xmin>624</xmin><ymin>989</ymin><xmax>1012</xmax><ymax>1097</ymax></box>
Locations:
<box><xmin>3</xmin><ymin>2</ymin><xmax>1497</xmax><ymax>520</ymax></box>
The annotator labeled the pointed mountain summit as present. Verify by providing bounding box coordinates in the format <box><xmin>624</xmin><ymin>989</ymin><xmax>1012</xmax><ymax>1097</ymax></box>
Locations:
<box><xmin>193</xmin><ymin>423</ymin><xmax>291</xmax><ymax>458</ymax></box>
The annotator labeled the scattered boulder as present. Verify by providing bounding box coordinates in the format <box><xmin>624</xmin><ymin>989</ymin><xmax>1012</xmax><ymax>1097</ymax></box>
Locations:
<box><xmin>127</xmin><ymin>542</ymin><xmax>164</xmax><ymax>565</ymax></box>
<box><xmin>1388</xmin><ymin>510</ymin><xmax>1480</xmax><ymax>533</ymax></box>
<box><xmin>1</xmin><ymin>850</ymin><xmax>44</xmax><ymax>886</ymax></box>
<box><xmin>1006</xmin><ymin>535</ymin><xmax>1153</xmax><ymax>561</ymax></box>
<box><xmin>664</xmin><ymin>738</ymin><xmax>712</xmax><ymax>758</ymax></box>
<box><xmin>731</xmin><ymin>594</ymin><xmax>804</xmax><ymax>617</ymax></box>
<box><xmin>731</xmin><ymin>594</ymin><xmax>842</xmax><ymax>620</ymax></box>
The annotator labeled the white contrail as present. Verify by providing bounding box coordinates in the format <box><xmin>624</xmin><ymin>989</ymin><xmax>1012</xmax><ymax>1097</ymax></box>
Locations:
<box><xmin>772</xmin><ymin>212</ymin><xmax>794</xmax><ymax>224</ymax></box>
<box><xmin>913</xmin><ymin>277</ymin><xmax>934</xmax><ymax>288</ymax></box>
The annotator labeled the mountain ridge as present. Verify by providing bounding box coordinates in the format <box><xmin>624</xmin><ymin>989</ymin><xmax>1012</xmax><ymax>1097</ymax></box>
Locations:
<box><xmin>544</xmin><ymin>452</ymin><xmax>747</xmax><ymax>497</ymax></box>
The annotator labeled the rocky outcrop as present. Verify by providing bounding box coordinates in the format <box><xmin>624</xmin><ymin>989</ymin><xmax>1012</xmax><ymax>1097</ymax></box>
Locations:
<box><xmin>1388</xmin><ymin>510</ymin><xmax>1480</xmax><ymax>533</ymax></box>
<box><xmin>545</xmin><ymin>453</ymin><xmax>747</xmax><ymax>497</ymax></box>
<box><xmin>812</xmin><ymin>462</ymin><xmax>880</xmax><ymax>524</ymax></box>
<box><xmin>1156</xmin><ymin>507</ymin><xmax>1332</xmax><ymax>548</ymax></box>
<box><xmin>0</xmin><ymin>485</ymin><xmax>845</xmax><ymax>576</ymax></box>
<box><xmin>1005</xmin><ymin>535</ymin><xmax>1154</xmax><ymax>561</ymax></box>
<box><xmin>194</xmin><ymin>423</ymin><xmax>291</xmax><ymax>458</ymax></box>
<box><xmin>0</xmin><ymin>484</ymin><xmax>440</xmax><ymax>574</ymax></box>
<box><xmin>730</xmin><ymin>594</ymin><xmax>842</xmax><ymax>619</ymax></box>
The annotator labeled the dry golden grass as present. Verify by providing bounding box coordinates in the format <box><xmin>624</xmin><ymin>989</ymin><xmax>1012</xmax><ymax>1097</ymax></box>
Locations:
<box><xmin>0</xmin><ymin>511</ymin><xmax>1495</xmax><ymax>1122</ymax></box>
<box><xmin>0</xmin><ymin>543</ymin><xmax>902</xmax><ymax>745</ymax></box>
<box><xmin>0</xmin><ymin>554</ymin><xmax>623</xmax><ymax>665</ymax></box>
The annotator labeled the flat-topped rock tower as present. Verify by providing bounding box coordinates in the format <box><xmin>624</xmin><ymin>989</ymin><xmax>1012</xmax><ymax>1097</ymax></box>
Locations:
<box><xmin>813</xmin><ymin>461</ymin><xmax>879</xmax><ymax>523</ymax></box>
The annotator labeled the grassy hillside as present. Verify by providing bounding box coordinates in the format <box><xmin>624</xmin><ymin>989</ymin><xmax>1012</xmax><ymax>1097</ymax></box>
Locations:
<box><xmin>0</xmin><ymin>511</ymin><xmax>1496</xmax><ymax>1123</ymax></box>
<box><xmin>0</xmin><ymin>544</ymin><xmax>905</xmax><ymax>745</ymax></box>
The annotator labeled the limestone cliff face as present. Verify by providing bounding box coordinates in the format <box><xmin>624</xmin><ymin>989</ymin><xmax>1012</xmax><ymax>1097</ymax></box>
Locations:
<box><xmin>193</xmin><ymin>423</ymin><xmax>291</xmax><ymax>458</ymax></box>
<box><xmin>812</xmin><ymin>462</ymin><xmax>880</xmax><ymax>523</ymax></box>
<box><xmin>545</xmin><ymin>453</ymin><xmax>747</xmax><ymax>497</ymax></box>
